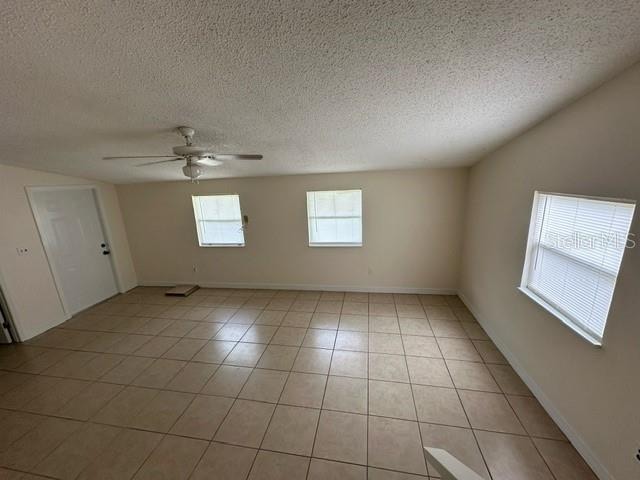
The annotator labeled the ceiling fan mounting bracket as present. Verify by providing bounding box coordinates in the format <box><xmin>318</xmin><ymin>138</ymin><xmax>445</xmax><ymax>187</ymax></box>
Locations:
<box><xmin>177</xmin><ymin>126</ymin><xmax>195</xmax><ymax>145</ymax></box>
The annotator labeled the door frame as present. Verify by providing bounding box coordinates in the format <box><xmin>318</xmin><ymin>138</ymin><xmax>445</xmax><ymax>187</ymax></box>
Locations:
<box><xmin>26</xmin><ymin>184</ymin><xmax>123</xmax><ymax>318</ymax></box>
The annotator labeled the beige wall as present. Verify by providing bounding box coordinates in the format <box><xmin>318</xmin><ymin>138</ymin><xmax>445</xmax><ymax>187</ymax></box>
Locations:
<box><xmin>0</xmin><ymin>164</ymin><xmax>137</xmax><ymax>340</ymax></box>
<box><xmin>459</xmin><ymin>63</ymin><xmax>640</xmax><ymax>480</ymax></box>
<box><xmin>117</xmin><ymin>168</ymin><xmax>468</xmax><ymax>292</ymax></box>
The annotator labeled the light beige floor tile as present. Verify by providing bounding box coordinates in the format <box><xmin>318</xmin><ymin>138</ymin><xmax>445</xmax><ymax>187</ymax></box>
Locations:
<box><xmin>367</xmin><ymin>467</ymin><xmax>427</xmax><ymax>479</ymax></box>
<box><xmin>316</xmin><ymin>300</ymin><xmax>343</xmax><ymax>314</ymax></box>
<box><xmin>242</xmin><ymin>325</ymin><xmax>278</xmax><ymax>343</ymax></box>
<box><xmin>369</xmin><ymin>316</ymin><xmax>400</xmax><ymax>334</ymax></box>
<box><xmin>170</xmin><ymin>394</ymin><xmax>234</xmax><ymax>439</ymax></box>
<box><xmin>458</xmin><ymin>390</ymin><xmax>526</xmax><ymax>434</ymax></box>
<box><xmin>214</xmin><ymin>399</ymin><xmax>275</xmax><ymax>447</ymax></box>
<box><xmin>436</xmin><ymin>338</ymin><xmax>482</xmax><ymax>362</ymax></box>
<box><xmin>14</xmin><ymin>348</ymin><xmax>72</xmax><ymax>374</ymax></box>
<box><xmin>426</xmin><ymin>305</ymin><xmax>458</xmax><ymax>321</ymax></box>
<box><xmin>308</xmin><ymin>458</ymin><xmax>366</xmax><ymax>479</ymax></box>
<box><xmin>429</xmin><ymin>320</ymin><xmax>467</xmax><ymax>338</ymax></box>
<box><xmin>399</xmin><ymin>318</ymin><xmax>433</xmax><ymax>336</ymax></box>
<box><xmin>369</xmin><ymin>303</ymin><xmax>397</xmax><ymax>316</ymax></box>
<box><xmin>339</xmin><ymin>314</ymin><xmax>369</xmax><ymax>332</ymax></box>
<box><xmin>206</xmin><ymin>308</ymin><xmax>238</xmax><ymax>323</ymax></box>
<box><xmin>131</xmin><ymin>358</ymin><xmax>186</xmax><ymax>389</ymax></box>
<box><xmin>475</xmin><ymin>430</ymin><xmax>554</xmax><ymax>480</ymax></box>
<box><xmin>369</xmin><ymin>380</ymin><xmax>416</xmax><ymax>420</ymax></box>
<box><xmin>368</xmin><ymin>416</ymin><xmax>427</xmax><ymax>475</ymax></box>
<box><xmin>507</xmin><ymin>395</ymin><xmax>565</xmax><ymax>440</ymax></box>
<box><xmin>101</xmin><ymin>355</ymin><xmax>155</xmax><ymax>384</ymax></box>
<box><xmin>56</xmin><ymin>381</ymin><xmax>124</xmax><ymax>420</ymax></box>
<box><xmin>0</xmin><ymin>375</ymin><xmax>59</xmax><ymax>409</ymax></box>
<box><xmin>462</xmin><ymin>322</ymin><xmax>489</xmax><ymax>340</ymax></box>
<box><xmin>107</xmin><ymin>334</ymin><xmax>155</xmax><ymax>355</ymax></box>
<box><xmin>191</xmin><ymin>442</ymin><xmax>257</xmax><ymax>480</ymax></box>
<box><xmin>255</xmin><ymin>310</ymin><xmax>286</xmax><ymax>326</ymax></box>
<box><xmin>446</xmin><ymin>360</ymin><xmax>500</xmax><ymax>392</ymax></box>
<box><xmin>281</xmin><ymin>311</ymin><xmax>312</xmax><ymax>328</ymax></box>
<box><xmin>313</xmin><ymin>410</ymin><xmax>367</xmax><ymax>464</ymax></box>
<box><xmin>257</xmin><ymin>345</ymin><xmax>300</xmax><ymax>370</ymax></box>
<box><xmin>160</xmin><ymin>320</ymin><xmax>199</xmax><ymax>337</ymax></box>
<box><xmin>201</xmin><ymin>365</ymin><xmax>252</xmax><ymax>397</ymax></box>
<box><xmin>342</xmin><ymin>302</ymin><xmax>369</xmax><ymax>315</ymax></box>
<box><xmin>420</xmin><ymin>422</ymin><xmax>489</xmax><ymax>478</ymax></box>
<box><xmin>394</xmin><ymin>294</ymin><xmax>421</xmax><ymax>305</ymax></box>
<box><xmin>239</xmin><ymin>369</ymin><xmax>288</xmax><ymax>402</ymax></box>
<box><xmin>130</xmin><ymin>390</ymin><xmax>194</xmax><ymax>432</ymax></box>
<box><xmin>369</xmin><ymin>333</ymin><xmax>404</xmax><ymax>354</ymax></box>
<box><xmin>186</xmin><ymin>322</ymin><xmax>225</xmax><ymax>340</ymax></box>
<box><xmin>412</xmin><ymin>384</ymin><xmax>468</xmax><ymax>427</ymax></box>
<box><xmin>133</xmin><ymin>434</ymin><xmax>207</xmax><ymax>479</ymax></box>
<box><xmin>473</xmin><ymin>340</ymin><xmax>507</xmax><ymax>364</ymax></box>
<box><xmin>396</xmin><ymin>304</ymin><xmax>426</xmax><ymax>319</ymax></box>
<box><xmin>293</xmin><ymin>347</ymin><xmax>332</xmax><ymax>374</ymax></box>
<box><xmin>183</xmin><ymin>307</ymin><xmax>216</xmax><ymax>321</ymax></box>
<box><xmin>23</xmin><ymin>378</ymin><xmax>89</xmax><ymax>415</ymax></box>
<box><xmin>487</xmin><ymin>364</ymin><xmax>531</xmax><ymax>395</ymax></box>
<box><xmin>214</xmin><ymin>324</ymin><xmax>251</xmax><ymax>342</ymax></box>
<box><xmin>330</xmin><ymin>350</ymin><xmax>367</xmax><ymax>378</ymax></box>
<box><xmin>310</xmin><ymin>313</ymin><xmax>340</xmax><ymax>329</ymax></box>
<box><xmin>335</xmin><ymin>331</ymin><xmax>369</xmax><ymax>351</ymax></box>
<box><xmin>533</xmin><ymin>437</ymin><xmax>598</xmax><ymax>480</ymax></box>
<box><xmin>344</xmin><ymin>292</ymin><xmax>369</xmax><ymax>303</ymax></box>
<box><xmin>224</xmin><ymin>342</ymin><xmax>267</xmax><ymax>367</ymax></box>
<box><xmin>270</xmin><ymin>327</ymin><xmax>307</xmax><ymax>346</ymax></box>
<box><xmin>248</xmin><ymin>450</ymin><xmax>309</xmax><ymax>480</ymax></box>
<box><xmin>302</xmin><ymin>329</ymin><xmax>336</xmax><ymax>349</ymax></box>
<box><xmin>406</xmin><ymin>356</ymin><xmax>453</xmax><ymax>387</ymax></box>
<box><xmin>77</xmin><ymin>428</ymin><xmax>163</xmax><ymax>480</ymax></box>
<box><xmin>192</xmin><ymin>340</ymin><xmax>236</xmax><ymax>363</ymax></box>
<box><xmin>165</xmin><ymin>362</ymin><xmax>219</xmax><ymax>393</ymax></box>
<box><xmin>134</xmin><ymin>336</ymin><xmax>179</xmax><ymax>357</ymax></box>
<box><xmin>369</xmin><ymin>293</ymin><xmax>394</xmax><ymax>304</ymax></box>
<box><xmin>402</xmin><ymin>336</ymin><xmax>441</xmax><ymax>358</ymax></box>
<box><xmin>0</xmin><ymin>416</ymin><xmax>82</xmax><ymax>471</ymax></box>
<box><xmin>33</xmin><ymin>423</ymin><xmax>121</xmax><ymax>480</ymax></box>
<box><xmin>229</xmin><ymin>309</ymin><xmax>262</xmax><ymax>324</ymax></box>
<box><xmin>290</xmin><ymin>300</ymin><xmax>318</xmax><ymax>313</ymax></box>
<box><xmin>262</xmin><ymin>405</ymin><xmax>320</xmax><ymax>455</ymax></box>
<box><xmin>323</xmin><ymin>375</ymin><xmax>367</xmax><ymax>414</ymax></box>
<box><xmin>162</xmin><ymin>338</ymin><xmax>208</xmax><ymax>361</ymax></box>
<box><xmin>280</xmin><ymin>372</ymin><xmax>327</xmax><ymax>408</ymax></box>
<box><xmin>266</xmin><ymin>298</ymin><xmax>295</xmax><ymax>311</ymax></box>
<box><xmin>134</xmin><ymin>318</ymin><xmax>175</xmax><ymax>336</ymax></box>
<box><xmin>92</xmin><ymin>385</ymin><xmax>158</xmax><ymax>426</ymax></box>
<box><xmin>369</xmin><ymin>353</ymin><xmax>409</xmax><ymax>382</ymax></box>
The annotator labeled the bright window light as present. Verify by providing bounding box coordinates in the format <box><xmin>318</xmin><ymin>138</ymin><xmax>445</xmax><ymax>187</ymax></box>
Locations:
<box><xmin>192</xmin><ymin>195</ymin><xmax>245</xmax><ymax>246</ymax></box>
<box><xmin>307</xmin><ymin>189</ymin><xmax>363</xmax><ymax>246</ymax></box>
<box><xmin>520</xmin><ymin>192</ymin><xmax>635</xmax><ymax>345</ymax></box>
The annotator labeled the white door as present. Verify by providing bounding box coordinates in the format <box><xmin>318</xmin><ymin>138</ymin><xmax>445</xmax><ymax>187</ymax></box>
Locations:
<box><xmin>30</xmin><ymin>187</ymin><xmax>118</xmax><ymax>315</ymax></box>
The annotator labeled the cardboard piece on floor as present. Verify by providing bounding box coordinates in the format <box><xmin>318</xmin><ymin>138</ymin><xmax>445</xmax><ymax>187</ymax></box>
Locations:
<box><xmin>165</xmin><ymin>285</ymin><xmax>199</xmax><ymax>297</ymax></box>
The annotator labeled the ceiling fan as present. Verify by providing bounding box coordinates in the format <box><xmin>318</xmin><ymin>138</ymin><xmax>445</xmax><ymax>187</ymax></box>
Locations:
<box><xmin>103</xmin><ymin>126</ymin><xmax>263</xmax><ymax>181</ymax></box>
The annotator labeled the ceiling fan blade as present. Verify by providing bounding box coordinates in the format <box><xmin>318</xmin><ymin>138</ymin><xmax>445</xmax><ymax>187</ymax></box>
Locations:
<box><xmin>135</xmin><ymin>158</ymin><xmax>182</xmax><ymax>167</ymax></box>
<box><xmin>103</xmin><ymin>155</ymin><xmax>179</xmax><ymax>160</ymax></box>
<box><xmin>195</xmin><ymin>158</ymin><xmax>223</xmax><ymax>167</ymax></box>
<box><xmin>212</xmin><ymin>154</ymin><xmax>263</xmax><ymax>161</ymax></box>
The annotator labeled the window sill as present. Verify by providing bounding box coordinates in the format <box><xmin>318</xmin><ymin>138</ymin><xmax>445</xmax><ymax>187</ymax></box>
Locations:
<box><xmin>198</xmin><ymin>244</ymin><xmax>245</xmax><ymax>248</ymax></box>
<box><xmin>308</xmin><ymin>243</ymin><xmax>362</xmax><ymax>248</ymax></box>
<box><xmin>517</xmin><ymin>287</ymin><xmax>602</xmax><ymax>347</ymax></box>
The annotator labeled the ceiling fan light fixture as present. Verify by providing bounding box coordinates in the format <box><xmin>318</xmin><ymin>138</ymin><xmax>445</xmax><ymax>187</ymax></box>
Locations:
<box><xmin>182</xmin><ymin>163</ymin><xmax>203</xmax><ymax>182</ymax></box>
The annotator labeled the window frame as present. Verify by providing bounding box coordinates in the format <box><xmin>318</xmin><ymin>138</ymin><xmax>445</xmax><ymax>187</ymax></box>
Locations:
<box><xmin>191</xmin><ymin>194</ymin><xmax>246</xmax><ymax>247</ymax></box>
<box><xmin>519</xmin><ymin>191</ymin><xmax>635</xmax><ymax>346</ymax></box>
<box><xmin>306</xmin><ymin>189</ymin><xmax>363</xmax><ymax>247</ymax></box>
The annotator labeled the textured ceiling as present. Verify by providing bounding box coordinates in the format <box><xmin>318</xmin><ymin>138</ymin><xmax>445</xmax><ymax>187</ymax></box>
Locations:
<box><xmin>1</xmin><ymin>1</ymin><xmax>640</xmax><ymax>183</ymax></box>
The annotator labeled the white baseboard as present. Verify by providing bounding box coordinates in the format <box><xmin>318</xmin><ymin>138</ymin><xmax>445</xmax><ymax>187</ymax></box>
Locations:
<box><xmin>137</xmin><ymin>280</ymin><xmax>457</xmax><ymax>295</ymax></box>
<box><xmin>457</xmin><ymin>291</ymin><xmax>613</xmax><ymax>480</ymax></box>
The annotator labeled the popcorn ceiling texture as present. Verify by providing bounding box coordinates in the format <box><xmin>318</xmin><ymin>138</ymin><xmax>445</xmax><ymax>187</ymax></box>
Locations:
<box><xmin>1</xmin><ymin>0</ymin><xmax>639</xmax><ymax>183</ymax></box>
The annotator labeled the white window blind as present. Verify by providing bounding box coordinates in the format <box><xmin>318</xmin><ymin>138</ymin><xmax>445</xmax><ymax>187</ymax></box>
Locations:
<box><xmin>307</xmin><ymin>189</ymin><xmax>362</xmax><ymax>246</ymax></box>
<box><xmin>192</xmin><ymin>195</ymin><xmax>245</xmax><ymax>246</ymax></box>
<box><xmin>521</xmin><ymin>192</ymin><xmax>635</xmax><ymax>344</ymax></box>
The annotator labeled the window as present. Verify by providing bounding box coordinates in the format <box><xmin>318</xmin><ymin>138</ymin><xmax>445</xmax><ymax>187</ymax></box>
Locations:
<box><xmin>307</xmin><ymin>189</ymin><xmax>362</xmax><ymax>246</ymax></box>
<box><xmin>520</xmin><ymin>192</ymin><xmax>635</xmax><ymax>345</ymax></box>
<box><xmin>192</xmin><ymin>195</ymin><xmax>245</xmax><ymax>246</ymax></box>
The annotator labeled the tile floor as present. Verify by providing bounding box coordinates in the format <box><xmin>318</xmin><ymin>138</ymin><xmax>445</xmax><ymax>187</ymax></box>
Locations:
<box><xmin>0</xmin><ymin>288</ymin><xmax>597</xmax><ymax>479</ymax></box>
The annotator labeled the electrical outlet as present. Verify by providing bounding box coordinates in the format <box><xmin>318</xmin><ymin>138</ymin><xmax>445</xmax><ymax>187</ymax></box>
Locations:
<box><xmin>192</xmin><ymin>265</ymin><xmax>198</xmax><ymax>272</ymax></box>
<box><xmin>16</xmin><ymin>247</ymin><xmax>29</xmax><ymax>256</ymax></box>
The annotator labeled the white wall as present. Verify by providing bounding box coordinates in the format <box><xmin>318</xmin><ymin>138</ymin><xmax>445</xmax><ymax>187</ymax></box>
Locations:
<box><xmin>0</xmin><ymin>164</ymin><xmax>137</xmax><ymax>340</ymax></box>
<box><xmin>117</xmin><ymin>167</ymin><xmax>468</xmax><ymax>292</ymax></box>
<box><xmin>459</xmin><ymin>63</ymin><xmax>640</xmax><ymax>480</ymax></box>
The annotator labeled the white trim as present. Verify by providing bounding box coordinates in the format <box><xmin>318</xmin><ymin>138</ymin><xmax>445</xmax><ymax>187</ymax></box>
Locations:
<box><xmin>138</xmin><ymin>280</ymin><xmax>457</xmax><ymax>295</ymax></box>
<box><xmin>457</xmin><ymin>290</ymin><xmax>613</xmax><ymax>480</ymax></box>
<box><xmin>25</xmin><ymin>184</ymin><xmax>122</xmax><ymax>317</ymax></box>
